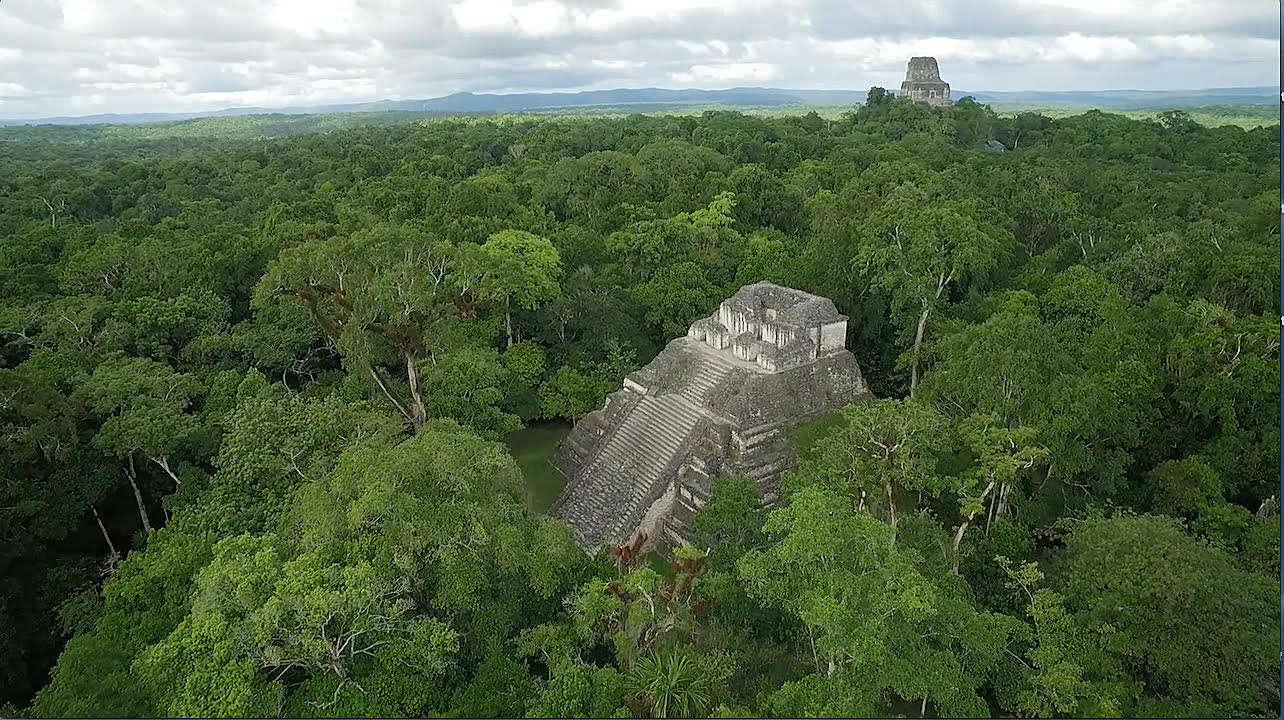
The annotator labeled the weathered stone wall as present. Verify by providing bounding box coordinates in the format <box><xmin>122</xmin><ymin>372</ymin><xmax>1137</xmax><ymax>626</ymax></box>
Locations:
<box><xmin>820</xmin><ymin>320</ymin><xmax>847</xmax><ymax>353</ymax></box>
<box><xmin>899</xmin><ymin>56</ymin><xmax>952</xmax><ymax>107</ymax></box>
<box><xmin>906</xmin><ymin>56</ymin><xmax>942</xmax><ymax>82</ymax></box>
<box><xmin>707</xmin><ymin>350</ymin><xmax>869</xmax><ymax>428</ymax></box>
<box><xmin>632</xmin><ymin>480</ymin><xmax>678</xmax><ymax>553</ymax></box>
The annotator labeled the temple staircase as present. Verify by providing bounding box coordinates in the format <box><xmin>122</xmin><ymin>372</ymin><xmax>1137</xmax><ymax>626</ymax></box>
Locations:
<box><xmin>678</xmin><ymin>349</ymin><xmax>737</xmax><ymax>408</ymax></box>
<box><xmin>552</xmin><ymin>393</ymin><xmax>704</xmax><ymax>550</ymax></box>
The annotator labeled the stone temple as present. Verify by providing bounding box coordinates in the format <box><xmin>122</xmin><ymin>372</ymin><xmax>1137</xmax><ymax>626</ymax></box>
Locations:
<box><xmin>551</xmin><ymin>283</ymin><xmax>873</xmax><ymax>553</ymax></box>
<box><xmin>899</xmin><ymin>56</ymin><xmax>952</xmax><ymax>107</ymax></box>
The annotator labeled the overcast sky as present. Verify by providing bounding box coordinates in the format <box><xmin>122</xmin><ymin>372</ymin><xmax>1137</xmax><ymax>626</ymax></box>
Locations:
<box><xmin>0</xmin><ymin>0</ymin><xmax>1279</xmax><ymax>118</ymax></box>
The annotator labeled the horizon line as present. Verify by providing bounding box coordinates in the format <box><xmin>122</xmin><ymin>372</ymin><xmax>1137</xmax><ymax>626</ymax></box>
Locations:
<box><xmin>2</xmin><ymin>83</ymin><xmax>1274</xmax><ymax>124</ymax></box>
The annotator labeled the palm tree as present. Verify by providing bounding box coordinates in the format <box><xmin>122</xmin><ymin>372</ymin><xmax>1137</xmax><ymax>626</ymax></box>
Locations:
<box><xmin>626</xmin><ymin>650</ymin><xmax>714</xmax><ymax>718</ymax></box>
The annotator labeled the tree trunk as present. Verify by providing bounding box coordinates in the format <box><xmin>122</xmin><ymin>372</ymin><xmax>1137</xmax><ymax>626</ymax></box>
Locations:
<box><xmin>985</xmin><ymin>489</ymin><xmax>998</xmax><ymax>534</ymax></box>
<box><xmin>124</xmin><ymin>455</ymin><xmax>152</xmax><ymax>533</ymax></box>
<box><xmin>505</xmin><ymin>296</ymin><xmax>514</xmax><ymax>349</ymax></box>
<box><xmin>1255</xmin><ymin>496</ymin><xmax>1278</xmax><ymax>517</ymax></box>
<box><xmin>952</xmin><ymin>481</ymin><xmax>996</xmax><ymax>563</ymax></box>
<box><xmin>885</xmin><ymin>481</ymin><xmax>898</xmax><ymax>544</ymax></box>
<box><xmin>404</xmin><ymin>352</ymin><xmax>426</xmax><ymax>434</ymax></box>
<box><xmin>91</xmin><ymin>505</ymin><xmax>118</xmax><ymax>558</ymax></box>
<box><xmin>150</xmin><ymin>455</ymin><xmax>180</xmax><ymax>485</ymax></box>
<box><xmin>910</xmin><ymin>303</ymin><xmax>931</xmax><ymax>395</ymax></box>
<box><xmin>368</xmin><ymin>366</ymin><xmax>418</xmax><ymax>433</ymax></box>
<box><xmin>806</xmin><ymin>626</ymin><xmax>821</xmax><ymax>674</ymax></box>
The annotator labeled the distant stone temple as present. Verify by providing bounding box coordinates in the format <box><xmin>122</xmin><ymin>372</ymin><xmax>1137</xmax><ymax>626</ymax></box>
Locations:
<box><xmin>899</xmin><ymin>56</ymin><xmax>952</xmax><ymax>107</ymax></box>
<box><xmin>551</xmin><ymin>283</ymin><xmax>873</xmax><ymax>553</ymax></box>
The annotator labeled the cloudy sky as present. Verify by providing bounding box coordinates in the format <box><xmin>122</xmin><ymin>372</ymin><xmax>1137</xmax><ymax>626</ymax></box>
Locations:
<box><xmin>0</xmin><ymin>0</ymin><xmax>1279</xmax><ymax>118</ymax></box>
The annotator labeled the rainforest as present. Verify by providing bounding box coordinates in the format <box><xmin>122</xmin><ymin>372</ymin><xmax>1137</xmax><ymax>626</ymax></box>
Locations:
<box><xmin>0</xmin><ymin>93</ymin><xmax>1280</xmax><ymax>718</ymax></box>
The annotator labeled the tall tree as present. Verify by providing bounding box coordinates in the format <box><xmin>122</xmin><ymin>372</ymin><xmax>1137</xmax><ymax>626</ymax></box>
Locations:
<box><xmin>738</xmin><ymin>487</ymin><xmax>1011</xmax><ymax>717</ymax></box>
<box><xmin>463</xmin><ymin>229</ymin><xmax>562</xmax><ymax>349</ymax></box>
<box><xmin>256</xmin><ymin>225</ymin><xmax>459</xmax><ymax>434</ymax></box>
<box><xmin>951</xmin><ymin>413</ymin><xmax>1048</xmax><ymax>557</ymax></box>
<box><xmin>853</xmin><ymin>184</ymin><xmax>1009</xmax><ymax>392</ymax></box>
<box><xmin>788</xmin><ymin>398</ymin><xmax>952</xmax><ymax>541</ymax></box>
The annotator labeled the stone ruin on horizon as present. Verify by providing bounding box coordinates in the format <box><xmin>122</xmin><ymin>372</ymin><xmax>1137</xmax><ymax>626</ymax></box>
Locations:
<box><xmin>899</xmin><ymin>56</ymin><xmax>953</xmax><ymax>107</ymax></box>
<box><xmin>550</xmin><ymin>282</ymin><xmax>874</xmax><ymax>554</ymax></box>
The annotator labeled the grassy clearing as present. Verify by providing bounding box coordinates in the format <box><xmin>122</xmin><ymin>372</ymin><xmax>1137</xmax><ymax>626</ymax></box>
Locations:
<box><xmin>504</xmin><ymin>422</ymin><xmax>572</xmax><ymax>514</ymax></box>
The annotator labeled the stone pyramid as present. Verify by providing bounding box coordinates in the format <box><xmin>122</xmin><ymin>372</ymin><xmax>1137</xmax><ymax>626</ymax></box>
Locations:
<box><xmin>899</xmin><ymin>56</ymin><xmax>952</xmax><ymax>107</ymax></box>
<box><xmin>551</xmin><ymin>282</ymin><xmax>873</xmax><ymax>553</ymax></box>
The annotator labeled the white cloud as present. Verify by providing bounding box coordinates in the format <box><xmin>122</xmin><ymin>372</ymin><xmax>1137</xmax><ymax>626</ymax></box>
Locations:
<box><xmin>0</xmin><ymin>0</ymin><xmax>1278</xmax><ymax>118</ymax></box>
<box><xmin>58</xmin><ymin>0</ymin><xmax>111</xmax><ymax>34</ymax></box>
<box><xmin>0</xmin><ymin>82</ymin><xmax>31</xmax><ymax>98</ymax></box>
<box><xmin>592</xmin><ymin>58</ymin><xmax>647</xmax><ymax>70</ymax></box>
<box><xmin>266</xmin><ymin>0</ymin><xmax>360</xmax><ymax>38</ymax></box>
<box><xmin>452</xmin><ymin>0</ymin><xmax>575</xmax><ymax>36</ymax></box>
<box><xmin>670</xmin><ymin>62</ymin><xmax>780</xmax><ymax>84</ymax></box>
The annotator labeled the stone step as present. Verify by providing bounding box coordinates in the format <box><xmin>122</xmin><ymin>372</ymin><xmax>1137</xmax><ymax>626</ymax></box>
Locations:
<box><xmin>747</xmin><ymin>457</ymin><xmax>794</xmax><ymax>479</ymax></box>
<box><xmin>738</xmin><ymin>423</ymin><xmax>783</xmax><ymax>443</ymax></box>
<box><xmin>596</xmin><ymin>418</ymin><xmax>684</xmax><ymax>457</ymax></box>
<box><xmin>680</xmin><ymin>355</ymin><xmax>735</xmax><ymax>405</ymax></box>
<box><xmin>612</xmin><ymin>422</ymin><xmax>681</xmax><ymax>449</ymax></box>
<box><xmin>605</xmin><ymin>441</ymin><xmax>682</xmax><ymax>473</ymax></box>
<box><xmin>580</xmin><ymin>401</ymin><xmax>698</xmax><ymax>483</ymax></box>
<box><xmin>554</xmin><ymin>392</ymin><xmax>707</xmax><ymax>549</ymax></box>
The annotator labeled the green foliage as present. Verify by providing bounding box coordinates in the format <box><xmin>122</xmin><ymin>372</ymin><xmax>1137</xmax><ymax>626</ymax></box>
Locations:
<box><xmin>77</xmin><ymin>356</ymin><xmax>202</xmax><ymax>463</ymax></box>
<box><xmin>538</xmin><ymin>366</ymin><xmax>609</xmax><ymax>422</ymax></box>
<box><xmin>464</xmin><ymin>230</ymin><xmax>563</xmax><ymax>348</ymax></box>
<box><xmin>995</xmin><ymin>557</ymin><xmax>1132</xmax><ymax>718</ymax></box>
<box><xmin>132</xmin><ymin>613</ymin><xmax>284</xmax><ymax>718</ymax></box>
<box><xmin>449</xmin><ymin>651</ymin><xmax>540</xmax><ymax>718</ymax></box>
<box><xmin>739</xmin><ymin>487</ymin><xmax>1013</xmax><ymax>717</ymax></box>
<box><xmin>503</xmin><ymin>341</ymin><xmax>548</xmax><ymax>386</ymax></box>
<box><xmin>419</xmin><ymin>347</ymin><xmax>521</xmax><ymax>437</ymax></box>
<box><xmin>854</xmin><ymin>183</ymin><xmax>1010</xmax><ymax>388</ymax></box>
<box><xmin>958</xmin><ymin>517</ymin><xmax>1036</xmax><ymax>615</ymax></box>
<box><xmin>3</xmin><ymin>97</ymin><xmax>1279</xmax><ymax>719</ymax></box>
<box><xmin>626</xmin><ymin>650</ymin><xmax>717</xmax><ymax>718</ymax></box>
<box><xmin>470</xmin><ymin>231</ymin><xmax>562</xmax><ymax>308</ymax></box>
<box><xmin>183</xmin><ymin>370</ymin><xmax>404</xmax><ymax>536</ymax></box>
<box><xmin>1144</xmin><ymin>456</ymin><xmax>1222</xmax><ymax>516</ymax></box>
<box><xmin>526</xmin><ymin>661</ymin><xmax>630</xmax><ymax>719</ymax></box>
<box><xmin>787</xmin><ymin>398</ymin><xmax>953</xmax><ymax>529</ymax></box>
<box><xmin>692</xmin><ymin>476</ymin><xmax>767</xmax><ymax>572</ymax></box>
<box><xmin>537</xmin><ymin>343</ymin><xmax>636</xmax><ymax>423</ymax></box>
<box><xmin>32</xmin><ymin>527</ymin><xmax>215</xmax><ymax>718</ymax></box>
<box><xmin>632</xmin><ymin>261</ymin><xmax>722</xmax><ymax>339</ymax></box>
<box><xmin>567</xmin><ymin>554</ymin><xmax>705</xmax><ymax>670</ymax></box>
<box><xmin>735</xmin><ymin>230</ymin><xmax>803</xmax><ymax>288</ymax></box>
<box><xmin>1063</xmin><ymin>514</ymin><xmax>1280</xmax><ymax>716</ymax></box>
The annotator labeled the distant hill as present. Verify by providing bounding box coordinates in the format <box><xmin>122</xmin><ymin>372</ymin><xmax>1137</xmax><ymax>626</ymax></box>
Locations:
<box><xmin>1</xmin><ymin>86</ymin><xmax>1275</xmax><ymax>127</ymax></box>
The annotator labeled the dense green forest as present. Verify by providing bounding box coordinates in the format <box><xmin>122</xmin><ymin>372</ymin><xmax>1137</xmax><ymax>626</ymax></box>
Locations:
<box><xmin>1</xmin><ymin>92</ymin><xmax>1279</xmax><ymax>718</ymax></box>
<box><xmin>2</xmin><ymin>101</ymin><xmax>1274</xmax><ymax>144</ymax></box>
